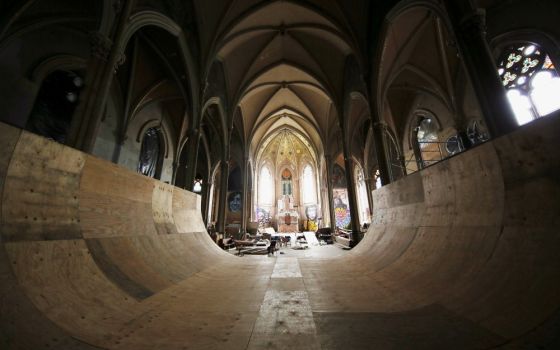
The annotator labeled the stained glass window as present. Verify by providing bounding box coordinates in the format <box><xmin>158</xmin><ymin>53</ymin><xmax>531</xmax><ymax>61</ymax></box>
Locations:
<box><xmin>259</xmin><ymin>166</ymin><xmax>273</xmax><ymax>205</ymax></box>
<box><xmin>302</xmin><ymin>165</ymin><xmax>316</xmax><ymax>204</ymax></box>
<box><xmin>193</xmin><ymin>178</ymin><xmax>202</xmax><ymax>193</ymax></box>
<box><xmin>355</xmin><ymin>165</ymin><xmax>370</xmax><ymax>225</ymax></box>
<box><xmin>497</xmin><ymin>44</ymin><xmax>560</xmax><ymax>125</ymax></box>
<box><xmin>137</xmin><ymin>127</ymin><xmax>161</xmax><ymax>178</ymax></box>
<box><xmin>281</xmin><ymin>168</ymin><xmax>292</xmax><ymax>195</ymax></box>
<box><xmin>467</xmin><ymin>119</ymin><xmax>489</xmax><ymax>145</ymax></box>
<box><xmin>374</xmin><ymin>169</ymin><xmax>382</xmax><ymax>189</ymax></box>
<box><xmin>416</xmin><ymin>117</ymin><xmax>438</xmax><ymax>147</ymax></box>
<box><xmin>415</xmin><ymin>116</ymin><xmax>440</xmax><ymax>167</ymax></box>
<box><xmin>26</xmin><ymin>70</ymin><xmax>84</xmax><ymax>144</ymax></box>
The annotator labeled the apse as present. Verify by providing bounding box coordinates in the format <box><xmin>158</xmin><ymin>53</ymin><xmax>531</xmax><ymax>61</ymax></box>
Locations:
<box><xmin>254</xmin><ymin>127</ymin><xmax>320</xmax><ymax>232</ymax></box>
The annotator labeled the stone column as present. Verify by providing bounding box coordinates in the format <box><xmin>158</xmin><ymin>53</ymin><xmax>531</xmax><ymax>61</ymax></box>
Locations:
<box><xmin>203</xmin><ymin>179</ymin><xmax>213</xmax><ymax>225</ymax></box>
<box><xmin>250</xmin><ymin>166</ymin><xmax>256</xmax><ymax>223</ymax></box>
<box><xmin>171</xmin><ymin>160</ymin><xmax>179</xmax><ymax>186</ymax></box>
<box><xmin>67</xmin><ymin>0</ymin><xmax>134</xmax><ymax>152</ymax></box>
<box><xmin>200</xmin><ymin>180</ymin><xmax>208</xmax><ymax>224</ymax></box>
<box><xmin>324</xmin><ymin>155</ymin><xmax>336</xmax><ymax>230</ymax></box>
<box><xmin>342</xmin><ymin>142</ymin><xmax>362</xmax><ymax>246</ymax></box>
<box><xmin>183</xmin><ymin>128</ymin><xmax>200</xmax><ymax>190</ymax></box>
<box><xmin>371</xmin><ymin>121</ymin><xmax>391</xmax><ymax>185</ymax></box>
<box><xmin>443</xmin><ymin>0</ymin><xmax>517</xmax><ymax>137</ymax></box>
<box><xmin>364</xmin><ymin>176</ymin><xmax>374</xmax><ymax>222</ymax></box>
<box><xmin>241</xmin><ymin>156</ymin><xmax>249</xmax><ymax>234</ymax></box>
<box><xmin>411</xmin><ymin>127</ymin><xmax>424</xmax><ymax>170</ymax></box>
<box><xmin>216</xmin><ymin>159</ymin><xmax>229</xmax><ymax>234</ymax></box>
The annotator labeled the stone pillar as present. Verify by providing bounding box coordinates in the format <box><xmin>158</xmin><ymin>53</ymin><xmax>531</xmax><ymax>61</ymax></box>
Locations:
<box><xmin>203</xmin><ymin>179</ymin><xmax>213</xmax><ymax>225</ymax></box>
<box><xmin>250</xmin><ymin>166</ymin><xmax>256</xmax><ymax>223</ymax></box>
<box><xmin>67</xmin><ymin>0</ymin><xmax>134</xmax><ymax>152</ymax></box>
<box><xmin>324</xmin><ymin>155</ymin><xmax>336</xmax><ymax>230</ymax></box>
<box><xmin>111</xmin><ymin>136</ymin><xmax>126</xmax><ymax>164</ymax></box>
<box><xmin>171</xmin><ymin>160</ymin><xmax>179</xmax><ymax>186</ymax></box>
<box><xmin>411</xmin><ymin>127</ymin><xmax>424</xmax><ymax>170</ymax></box>
<box><xmin>371</xmin><ymin>121</ymin><xmax>391</xmax><ymax>185</ymax></box>
<box><xmin>184</xmin><ymin>128</ymin><xmax>200</xmax><ymax>190</ymax></box>
<box><xmin>216</xmin><ymin>159</ymin><xmax>229</xmax><ymax>234</ymax></box>
<box><xmin>364</xmin><ymin>176</ymin><xmax>374</xmax><ymax>222</ymax></box>
<box><xmin>200</xmin><ymin>180</ymin><xmax>208</xmax><ymax>224</ymax></box>
<box><xmin>443</xmin><ymin>0</ymin><xmax>517</xmax><ymax>137</ymax></box>
<box><xmin>241</xmin><ymin>156</ymin><xmax>249</xmax><ymax>234</ymax></box>
<box><xmin>342</xmin><ymin>143</ymin><xmax>362</xmax><ymax>246</ymax></box>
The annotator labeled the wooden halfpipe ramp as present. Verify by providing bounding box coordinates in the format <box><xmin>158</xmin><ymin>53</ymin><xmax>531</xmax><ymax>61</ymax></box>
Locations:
<box><xmin>1</xmin><ymin>115</ymin><xmax>559</xmax><ymax>349</ymax></box>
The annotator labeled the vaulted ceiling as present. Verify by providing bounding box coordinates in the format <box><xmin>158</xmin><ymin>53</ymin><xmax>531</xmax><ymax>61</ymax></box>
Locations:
<box><xmin>192</xmin><ymin>0</ymin><xmax>372</xmax><ymax>161</ymax></box>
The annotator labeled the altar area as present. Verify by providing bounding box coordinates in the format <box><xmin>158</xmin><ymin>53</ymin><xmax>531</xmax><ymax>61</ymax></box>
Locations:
<box><xmin>277</xmin><ymin>194</ymin><xmax>299</xmax><ymax>232</ymax></box>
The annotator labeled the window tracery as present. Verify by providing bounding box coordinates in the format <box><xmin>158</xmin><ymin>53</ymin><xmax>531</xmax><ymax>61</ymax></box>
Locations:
<box><xmin>498</xmin><ymin>43</ymin><xmax>560</xmax><ymax>125</ymax></box>
<box><xmin>193</xmin><ymin>178</ymin><xmax>202</xmax><ymax>193</ymax></box>
<box><xmin>413</xmin><ymin>115</ymin><xmax>441</xmax><ymax>169</ymax></box>
<box><xmin>137</xmin><ymin>127</ymin><xmax>161</xmax><ymax>178</ymax></box>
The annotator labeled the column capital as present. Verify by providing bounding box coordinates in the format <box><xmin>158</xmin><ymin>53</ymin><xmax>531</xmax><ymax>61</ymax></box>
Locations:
<box><xmin>110</xmin><ymin>52</ymin><xmax>126</xmax><ymax>74</ymax></box>
<box><xmin>186</xmin><ymin>128</ymin><xmax>200</xmax><ymax>138</ymax></box>
<box><xmin>458</xmin><ymin>9</ymin><xmax>487</xmax><ymax>40</ymax></box>
<box><xmin>113</xmin><ymin>0</ymin><xmax>124</xmax><ymax>14</ymax></box>
<box><xmin>373</xmin><ymin>121</ymin><xmax>388</xmax><ymax>130</ymax></box>
<box><xmin>89</xmin><ymin>32</ymin><xmax>112</xmax><ymax>61</ymax></box>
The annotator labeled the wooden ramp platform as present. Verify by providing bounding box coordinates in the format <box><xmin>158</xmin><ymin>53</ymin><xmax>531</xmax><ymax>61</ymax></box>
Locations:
<box><xmin>1</xmin><ymin>115</ymin><xmax>560</xmax><ymax>349</ymax></box>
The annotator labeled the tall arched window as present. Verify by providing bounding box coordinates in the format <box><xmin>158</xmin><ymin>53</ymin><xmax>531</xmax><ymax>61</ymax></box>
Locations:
<box><xmin>207</xmin><ymin>182</ymin><xmax>214</xmax><ymax>223</ymax></box>
<box><xmin>302</xmin><ymin>164</ymin><xmax>316</xmax><ymax>204</ymax></box>
<box><xmin>259</xmin><ymin>165</ymin><xmax>274</xmax><ymax>206</ymax></box>
<box><xmin>26</xmin><ymin>70</ymin><xmax>84</xmax><ymax>144</ymax></box>
<box><xmin>355</xmin><ymin>165</ymin><xmax>370</xmax><ymax>225</ymax></box>
<box><xmin>193</xmin><ymin>178</ymin><xmax>202</xmax><ymax>193</ymax></box>
<box><xmin>413</xmin><ymin>115</ymin><xmax>440</xmax><ymax>169</ymax></box>
<box><xmin>137</xmin><ymin>127</ymin><xmax>163</xmax><ymax>178</ymax></box>
<box><xmin>498</xmin><ymin>43</ymin><xmax>560</xmax><ymax>125</ymax></box>
<box><xmin>281</xmin><ymin>169</ymin><xmax>292</xmax><ymax>195</ymax></box>
<box><xmin>374</xmin><ymin>169</ymin><xmax>382</xmax><ymax>189</ymax></box>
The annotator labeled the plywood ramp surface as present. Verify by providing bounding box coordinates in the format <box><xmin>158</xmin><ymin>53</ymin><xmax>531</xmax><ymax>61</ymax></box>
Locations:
<box><xmin>1</xmin><ymin>116</ymin><xmax>560</xmax><ymax>349</ymax></box>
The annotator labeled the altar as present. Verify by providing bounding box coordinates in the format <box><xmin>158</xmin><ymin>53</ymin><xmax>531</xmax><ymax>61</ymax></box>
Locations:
<box><xmin>277</xmin><ymin>195</ymin><xmax>299</xmax><ymax>232</ymax></box>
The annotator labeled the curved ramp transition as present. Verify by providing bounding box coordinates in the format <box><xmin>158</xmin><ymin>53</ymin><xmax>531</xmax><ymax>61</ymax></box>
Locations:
<box><xmin>1</xmin><ymin>115</ymin><xmax>560</xmax><ymax>349</ymax></box>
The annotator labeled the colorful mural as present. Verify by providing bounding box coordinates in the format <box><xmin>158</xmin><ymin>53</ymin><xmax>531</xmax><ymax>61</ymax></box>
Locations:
<box><xmin>333</xmin><ymin>189</ymin><xmax>351</xmax><ymax>228</ymax></box>
<box><xmin>256</xmin><ymin>207</ymin><xmax>271</xmax><ymax>228</ymax></box>
<box><xmin>305</xmin><ymin>204</ymin><xmax>318</xmax><ymax>231</ymax></box>
<box><xmin>228</xmin><ymin>191</ymin><xmax>242</xmax><ymax>212</ymax></box>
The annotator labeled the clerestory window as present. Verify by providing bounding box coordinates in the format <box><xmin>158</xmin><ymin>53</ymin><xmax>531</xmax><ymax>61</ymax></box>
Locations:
<box><xmin>259</xmin><ymin>165</ymin><xmax>273</xmax><ymax>205</ymax></box>
<box><xmin>498</xmin><ymin>43</ymin><xmax>560</xmax><ymax>125</ymax></box>
<box><xmin>302</xmin><ymin>164</ymin><xmax>316</xmax><ymax>204</ymax></box>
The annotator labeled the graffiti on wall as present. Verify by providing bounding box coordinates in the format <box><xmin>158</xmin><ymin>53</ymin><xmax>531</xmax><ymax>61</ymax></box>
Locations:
<box><xmin>305</xmin><ymin>204</ymin><xmax>318</xmax><ymax>231</ymax></box>
<box><xmin>256</xmin><ymin>207</ymin><xmax>271</xmax><ymax>228</ymax></box>
<box><xmin>228</xmin><ymin>191</ymin><xmax>242</xmax><ymax>212</ymax></box>
<box><xmin>333</xmin><ymin>189</ymin><xmax>351</xmax><ymax>228</ymax></box>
